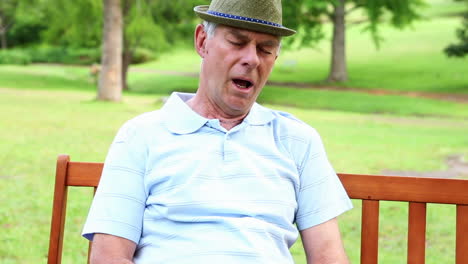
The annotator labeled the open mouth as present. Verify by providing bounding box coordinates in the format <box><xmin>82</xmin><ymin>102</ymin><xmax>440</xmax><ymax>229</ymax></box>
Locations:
<box><xmin>233</xmin><ymin>79</ymin><xmax>253</xmax><ymax>89</ymax></box>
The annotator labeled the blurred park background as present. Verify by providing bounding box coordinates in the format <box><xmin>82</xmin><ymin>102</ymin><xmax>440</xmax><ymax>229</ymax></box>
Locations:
<box><xmin>0</xmin><ymin>0</ymin><xmax>467</xmax><ymax>263</ymax></box>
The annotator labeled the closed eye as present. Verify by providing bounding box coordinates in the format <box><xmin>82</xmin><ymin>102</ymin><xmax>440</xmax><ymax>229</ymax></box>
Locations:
<box><xmin>229</xmin><ymin>41</ymin><xmax>244</xmax><ymax>47</ymax></box>
<box><xmin>259</xmin><ymin>48</ymin><xmax>273</xmax><ymax>55</ymax></box>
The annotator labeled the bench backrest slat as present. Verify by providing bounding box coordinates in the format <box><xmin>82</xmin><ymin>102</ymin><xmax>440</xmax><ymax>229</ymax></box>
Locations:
<box><xmin>408</xmin><ymin>202</ymin><xmax>427</xmax><ymax>264</ymax></box>
<box><xmin>48</xmin><ymin>155</ymin><xmax>468</xmax><ymax>264</ymax></box>
<box><xmin>338</xmin><ymin>173</ymin><xmax>468</xmax><ymax>205</ymax></box>
<box><xmin>48</xmin><ymin>155</ymin><xmax>69</xmax><ymax>264</ymax></box>
<box><xmin>361</xmin><ymin>200</ymin><xmax>380</xmax><ymax>264</ymax></box>
<box><xmin>66</xmin><ymin>161</ymin><xmax>103</xmax><ymax>187</ymax></box>
<box><xmin>457</xmin><ymin>205</ymin><xmax>468</xmax><ymax>264</ymax></box>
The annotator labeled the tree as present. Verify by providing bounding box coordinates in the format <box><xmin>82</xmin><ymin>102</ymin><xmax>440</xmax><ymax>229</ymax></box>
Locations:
<box><xmin>0</xmin><ymin>0</ymin><xmax>19</xmax><ymax>49</ymax></box>
<box><xmin>98</xmin><ymin>0</ymin><xmax>123</xmax><ymax>101</ymax></box>
<box><xmin>121</xmin><ymin>0</ymin><xmax>167</xmax><ymax>90</ymax></box>
<box><xmin>42</xmin><ymin>0</ymin><xmax>201</xmax><ymax>93</ymax></box>
<box><xmin>6</xmin><ymin>0</ymin><xmax>47</xmax><ymax>48</ymax></box>
<box><xmin>329</xmin><ymin>0</ymin><xmax>348</xmax><ymax>81</ymax></box>
<box><xmin>121</xmin><ymin>0</ymin><xmax>206</xmax><ymax>90</ymax></box>
<box><xmin>42</xmin><ymin>0</ymin><xmax>102</xmax><ymax>48</ymax></box>
<box><xmin>10</xmin><ymin>0</ymin><xmax>204</xmax><ymax>98</ymax></box>
<box><xmin>283</xmin><ymin>0</ymin><xmax>424</xmax><ymax>82</ymax></box>
<box><xmin>0</xmin><ymin>0</ymin><xmax>41</xmax><ymax>49</ymax></box>
<box><xmin>444</xmin><ymin>4</ymin><xmax>468</xmax><ymax>58</ymax></box>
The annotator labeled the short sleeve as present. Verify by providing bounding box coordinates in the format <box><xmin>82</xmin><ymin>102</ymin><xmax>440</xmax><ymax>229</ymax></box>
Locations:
<box><xmin>295</xmin><ymin>129</ymin><xmax>352</xmax><ymax>231</ymax></box>
<box><xmin>82</xmin><ymin>120</ymin><xmax>148</xmax><ymax>244</ymax></box>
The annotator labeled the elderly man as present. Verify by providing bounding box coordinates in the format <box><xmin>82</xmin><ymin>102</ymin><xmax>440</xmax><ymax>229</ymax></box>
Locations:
<box><xmin>83</xmin><ymin>0</ymin><xmax>353</xmax><ymax>263</ymax></box>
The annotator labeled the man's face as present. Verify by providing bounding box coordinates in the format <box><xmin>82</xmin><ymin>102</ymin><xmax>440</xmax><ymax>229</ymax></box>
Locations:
<box><xmin>196</xmin><ymin>24</ymin><xmax>280</xmax><ymax>117</ymax></box>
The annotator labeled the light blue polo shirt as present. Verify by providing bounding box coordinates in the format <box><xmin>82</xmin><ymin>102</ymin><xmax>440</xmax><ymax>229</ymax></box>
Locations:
<box><xmin>82</xmin><ymin>92</ymin><xmax>352</xmax><ymax>264</ymax></box>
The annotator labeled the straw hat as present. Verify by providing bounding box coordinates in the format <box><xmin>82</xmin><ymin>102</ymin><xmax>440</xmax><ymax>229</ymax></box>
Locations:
<box><xmin>194</xmin><ymin>0</ymin><xmax>296</xmax><ymax>37</ymax></box>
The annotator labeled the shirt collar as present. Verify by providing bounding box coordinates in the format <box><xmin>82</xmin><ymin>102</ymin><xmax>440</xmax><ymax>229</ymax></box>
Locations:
<box><xmin>161</xmin><ymin>92</ymin><xmax>276</xmax><ymax>134</ymax></box>
<box><xmin>244</xmin><ymin>102</ymin><xmax>276</xmax><ymax>126</ymax></box>
<box><xmin>162</xmin><ymin>92</ymin><xmax>208</xmax><ymax>135</ymax></box>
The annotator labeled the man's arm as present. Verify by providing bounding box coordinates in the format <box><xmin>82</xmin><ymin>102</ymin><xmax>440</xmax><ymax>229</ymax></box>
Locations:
<box><xmin>300</xmin><ymin>218</ymin><xmax>349</xmax><ymax>264</ymax></box>
<box><xmin>90</xmin><ymin>233</ymin><xmax>137</xmax><ymax>264</ymax></box>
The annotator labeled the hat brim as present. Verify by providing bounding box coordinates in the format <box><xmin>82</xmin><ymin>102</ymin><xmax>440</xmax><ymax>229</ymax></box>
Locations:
<box><xmin>194</xmin><ymin>5</ymin><xmax>296</xmax><ymax>37</ymax></box>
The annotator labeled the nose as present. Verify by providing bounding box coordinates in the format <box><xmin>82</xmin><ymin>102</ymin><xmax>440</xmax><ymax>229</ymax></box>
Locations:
<box><xmin>241</xmin><ymin>44</ymin><xmax>260</xmax><ymax>69</ymax></box>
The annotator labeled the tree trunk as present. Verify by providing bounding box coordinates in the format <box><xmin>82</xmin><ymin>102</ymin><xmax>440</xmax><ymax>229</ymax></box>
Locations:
<box><xmin>121</xmin><ymin>0</ymin><xmax>132</xmax><ymax>91</ymax></box>
<box><xmin>0</xmin><ymin>20</ymin><xmax>8</xmax><ymax>49</ymax></box>
<box><xmin>122</xmin><ymin>48</ymin><xmax>132</xmax><ymax>91</ymax></box>
<box><xmin>98</xmin><ymin>0</ymin><xmax>123</xmax><ymax>101</ymax></box>
<box><xmin>0</xmin><ymin>32</ymin><xmax>7</xmax><ymax>49</ymax></box>
<box><xmin>327</xmin><ymin>0</ymin><xmax>348</xmax><ymax>82</ymax></box>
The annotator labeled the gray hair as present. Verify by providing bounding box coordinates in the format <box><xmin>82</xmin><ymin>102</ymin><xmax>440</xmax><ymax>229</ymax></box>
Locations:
<box><xmin>203</xmin><ymin>21</ymin><xmax>218</xmax><ymax>39</ymax></box>
<box><xmin>201</xmin><ymin>20</ymin><xmax>281</xmax><ymax>55</ymax></box>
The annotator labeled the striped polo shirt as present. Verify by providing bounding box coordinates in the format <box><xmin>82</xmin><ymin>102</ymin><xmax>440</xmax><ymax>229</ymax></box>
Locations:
<box><xmin>82</xmin><ymin>92</ymin><xmax>352</xmax><ymax>264</ymax></box>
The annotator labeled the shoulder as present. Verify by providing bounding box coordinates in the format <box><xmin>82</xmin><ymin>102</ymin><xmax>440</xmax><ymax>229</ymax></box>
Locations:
<box><xmin>123</xmin><ymin>109</ymin><xmax>168</xmax><ymax>131</ymax></box>
<box><xmin>270</xmin><ymin>109</ymin><xmax>321</xmax><ymax>143</ymax></box>
<box><xmin>114</xmin><ymin>110</ymin><xmax>164</xmax><ymax>143</ymax></box>
<box><xmin>264</xmin><ymin>108</ymin><xmax>328</xmax><ymax>168</ymax></box>
<box><xmin>126</xmin><ymin>109</ymin><xmax>164</xmax><ymax>127</ymax></box>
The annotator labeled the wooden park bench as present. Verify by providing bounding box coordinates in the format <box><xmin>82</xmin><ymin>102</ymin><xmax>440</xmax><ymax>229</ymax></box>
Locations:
<box><xmin>48</xmin><ymin>154</ymin><xmax>468</xmax><ymax>264</ymax></box>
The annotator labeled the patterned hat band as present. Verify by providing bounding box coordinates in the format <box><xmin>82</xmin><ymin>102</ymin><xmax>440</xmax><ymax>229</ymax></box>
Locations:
<box><xmin>194</xmin><ymin>1</ymin><xmax>296</xmax><ymax>37</ymax></box>
<box><xmin>207</xmin><ymin>10</ymin><xmax>284</xmax><ymax>28</ymax></box>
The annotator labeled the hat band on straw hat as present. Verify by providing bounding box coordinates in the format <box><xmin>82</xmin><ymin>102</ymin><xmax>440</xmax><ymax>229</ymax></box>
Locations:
<box><xmin>194</xmin><ymin>0</ymin><xmax>296</xmax><ymax>36</ymax></box>
<box><xmin>207</xmin><ymin>11</ymin><xmax>284</xmax><ymax>28</ymax></box>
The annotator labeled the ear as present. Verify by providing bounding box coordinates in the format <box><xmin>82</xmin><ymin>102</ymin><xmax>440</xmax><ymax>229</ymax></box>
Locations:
<box><xmin>194</xmin><ymin>24</ymin><xmax>208</xmax><ymax>58</ymax></box>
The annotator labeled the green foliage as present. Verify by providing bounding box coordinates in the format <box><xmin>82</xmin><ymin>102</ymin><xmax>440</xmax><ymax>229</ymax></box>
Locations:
<box><xmin>122</xmin><ymin>0</ymin><xmax>210</xmax><ymax>53</ymax></box>
<box><xmin>124</xmin><ymin>1</ymin><xmax>168</xmax><ymax>53</ymax></box>
<box><xmin>132</xmin><ymin>48</ymin><xmax>158</xmax><ymax>64</ymax></box>
<box><xmin>282</xmin><ymin>0</ymin><xmax>425</xmax><ymax>49</ymax></box>
<box><xmin>282</xmin><ymin>0</ymin><xmax>328</xmax><ymax>48</ymax></box>
<box><xmin>5</xmin><ymin>0</ymin><xmax>47</xmax><ymax>47</ymax></box>
<box><xmin>41</xmin><ymin>0</ymin><xmax>103</xmax><ymax>48</ymax></box>
<box><xmin>0</xmin><ymin>0</ymin><xmax>19</xmax><ymax>29</ymax></box>
<box><xmin>0</xmin><ymin>49</ymin><xmax>31</xmax><ymax>64</ymax></box>
<box><xmin>148</xmin><ymin>0</ymin><xmax>209</xmax><ymax>44</ymax></box>
<box><xmin>25</xmin><ymin>45</ymin><xmax>100</xmax><ymax>65</ymax></box>
<box><xmin>444</xmin><ymin>10</ymin><xmax>468</xmax><ymax>57</ymax></box>
<box><xmin>36</xmin><ymin>0</ymin><xmax>207</xmax><ymax>64</ymax></box>
<box><xmin>361</xmin><ymin>0</ymin><xmax>425</xmax><ymax>48</ymax></box>
<box><xmin>0</xmin><ymin>0</ymin><xmax>20</xmax><ymax>48</ymax></box>
<box><xmin>6</xmin><ymin>19</ymin><xmax>46</xmax><ymax>47</ymax></box>
<box><xmin>2</xmin><ymin>0</ymin><xmax>208</xmax><ymax>66</ymax></box>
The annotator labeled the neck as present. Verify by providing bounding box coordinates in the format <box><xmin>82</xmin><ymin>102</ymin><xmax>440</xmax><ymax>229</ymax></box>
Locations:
<box><xmin>219</xmin><ymin>118</ymin><xmax>243</xmax><ymax>124</ymax></box>
<box><xmin>186</xmin><ymin>94</ymin><xmax>248</xmax><ymax>130</ymax></box>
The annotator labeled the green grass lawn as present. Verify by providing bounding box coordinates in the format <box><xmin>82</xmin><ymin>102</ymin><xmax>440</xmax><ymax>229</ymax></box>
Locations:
<box><xmin>1</xmin><ymin>87</ymin><xmax>467</xmax><ymax>263</ymax></box>
<box><xmin>1</xmin><ymin>65</ymin><xmax>466</xmax><ymax>119</ymax></box>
